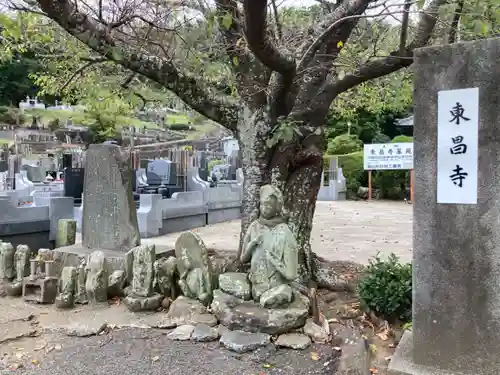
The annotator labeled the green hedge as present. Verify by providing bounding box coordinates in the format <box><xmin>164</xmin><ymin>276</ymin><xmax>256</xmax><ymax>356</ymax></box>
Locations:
<box><xmin>325</xmin><ymin>135</ymin><xmax>413</xmax><ymax>199</ymax></box>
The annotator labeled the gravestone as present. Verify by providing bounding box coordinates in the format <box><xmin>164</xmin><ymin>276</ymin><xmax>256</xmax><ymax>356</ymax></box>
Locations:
<box><xmin>82</xmin><ymin>144</ymin><xmax>140</xmax><ymax>252</ymax></box>
<box><xmin>389</xmin><ymin>38</ymin><xmax>500</xmax><ymax>375</ymax></box>
<box><xmin>146</xmin><ymin>159</ymin><xmax>176</xmax><ymax>185</ymax></box>
<box><xmin>63</xmin><ymin>167</ymin><xmax>84</xmax><ymax>204</ymax></box>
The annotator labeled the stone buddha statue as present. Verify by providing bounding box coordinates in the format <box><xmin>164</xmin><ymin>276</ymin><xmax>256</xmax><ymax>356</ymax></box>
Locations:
<box><xmin>240</xmin><ymin>184</ymin><xmax>299</xmax><ymax>308</ymax></box>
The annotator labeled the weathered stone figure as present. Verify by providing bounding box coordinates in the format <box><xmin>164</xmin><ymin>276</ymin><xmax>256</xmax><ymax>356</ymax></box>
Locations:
<box><xmin>6</xmin><ymin>245</ymin><xmax>30</xmax><ymax>296</ymax></box>
<box><xmin>123</xmin><ymin>244</ymin><xmax>162</xmax><ymax>311</ymax></box>
<box><xmin>241</xmin><ymin>184</ymin><xmax>299</xmax><ymax>308</ymax></box>
<box><xmin>75</xmin><ymin>257</ymin><xmax>88</xmax><ymax>304</ymax></box>
<box><xmin>175</xmin><ymin>231</ymin><xmax>214</xmax><ymax>306</ymax></box>
<box><xmin>55</xmin><ymin>266</ymin><xmax>77</xmax><ymax>308</ymax></box>
<box><xmin>85</xmin><ymin>251</ymin><xmax>108</xmax><ymax>303</ymax></box>
<box><xmin>0</xmin><ymin>242</ymin><xmax>15</xmax><ymax>281</ymax></box>
<box><xmin>154</xmin><ymin>256</ymin><xmax>177</xmax><ymax>299</ymax></box>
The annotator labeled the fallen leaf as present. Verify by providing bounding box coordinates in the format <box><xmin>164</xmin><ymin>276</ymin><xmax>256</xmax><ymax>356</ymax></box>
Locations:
<box><xmin>333</xmin><ymin>346</ymin><xmax>342</xmax><ymax>352</ymax></box>
<box><xmin>31</xmin><ymin>359</ymin><xmax>40</xmax><ymax>366</ymax></box>
<box><xmin>384</xmin><ymin>355</ymin><xmax>392</xmax><ymax>362</ymax></box>
<box><xmin>369</xmin><ymin>344</ymin><xmax>377</xmax><ymax>354</ymax></box>
<box><xmin>369</xmin><ymin>368</ymin><xmax>378</xmax><ymax>374</ymax></box>
<box><xmin>15</xmin><ymin>352</ymin><xmax>24</xmax><ymax>359</ymax></box>
<box><xmin>327</xmin><ymin>318</ymin><xmax>339</xmax><ymax>323</ymax></box>
<box><xmin>152</xmin><ymin>356</ymin><xmax>160</xmax><ymax>362</ymax></box>
<box><xmin>54</xmin><ymin>344</ymin><xmax>62</xmax><ymax>350</ymax></box>
<box><xmin>262</xmin><ymin>363</ymin><xmax>273</xmax><ymax>368</ymax></box>
<box><xmin>310</xmin><ymin>352</ymin><xmax>320</xmax><ymax>361</ymax></box>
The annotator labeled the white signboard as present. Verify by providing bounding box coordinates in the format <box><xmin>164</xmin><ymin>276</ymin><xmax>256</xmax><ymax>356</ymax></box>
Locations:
<box><xmin>437</xmin><ymin>87</ymin><xmax>479</xmax><ymax>204</ymax></box>
<box><xmin>363</xmin><ymin>143</ymin><xmax>413</xmax><ymax>170</ymax></box>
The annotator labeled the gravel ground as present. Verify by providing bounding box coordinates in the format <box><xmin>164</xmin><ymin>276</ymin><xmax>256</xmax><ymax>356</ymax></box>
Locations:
<box><xmin>14</xmin><ymin>328</ymin><xmax>341</xmax><ymax>375</ymax></box>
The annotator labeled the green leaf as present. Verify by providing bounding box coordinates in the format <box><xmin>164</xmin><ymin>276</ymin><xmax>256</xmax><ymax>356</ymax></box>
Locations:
<box><xmin>232</xmin><ymin>56</ymin><xmax>239</xmax><ymax>67</ymax></box>
<box><xmin>221</xmin><ymin>12</ymin><xmax>233</xmax><ymax>30</ymax></box>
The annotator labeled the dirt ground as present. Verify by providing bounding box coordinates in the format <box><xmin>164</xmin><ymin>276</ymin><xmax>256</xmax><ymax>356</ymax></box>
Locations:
<box><xmin>2</xmin><ymin>201</ymin><xmax>413</xmax><ymax>373</ymax></box>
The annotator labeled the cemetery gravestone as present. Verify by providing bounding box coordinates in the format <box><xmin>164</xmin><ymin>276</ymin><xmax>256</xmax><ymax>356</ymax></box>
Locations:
<box><xmin>389</xmin><ymin>38</ymin><xmax>500</xmax><ymax>375</ymax></box>
<box><xmin>82</xmin><ymin>144</ymin><xmax>140</xmax><ymax>252</ymax></box>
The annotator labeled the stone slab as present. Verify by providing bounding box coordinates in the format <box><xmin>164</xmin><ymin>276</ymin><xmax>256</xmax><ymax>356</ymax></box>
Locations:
<box><xmin>82</xmin><ymin>144</ymin><xmax>140</xmax><ymax>251</ymax></box>
<box><xmin>388</xmin><ymin>330</ymin><xmax>458</xmax><ymax>375</ymax></box>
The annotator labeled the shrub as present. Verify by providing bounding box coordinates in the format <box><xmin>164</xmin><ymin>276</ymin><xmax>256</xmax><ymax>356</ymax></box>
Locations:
<box><xmin>327</xmin><ymin>133</ymin><xmax>363</xmax><ymax>155</ymax></box>
<box><xmin>169</xmin><ymin>123</ymin><xmax>192</xmax><ymax>131</ymax></box>
<box><xmin>358</xmin><ymin>253</ymin><xmax>412</xmax><ymax>322</ymax></box>
<box><xmin>0</xmin><ymin>106</ymin><xmax>24</xmax><ymax>125</ymax></box>
<box><xmin>208</xmin><ymin>159</ymin><xmax>225</xmax><ymax>173</ymax></box>
<box><xmin>337</xmin><ymin>151</ymin><xmax>366</xmax><ymax>198</ymax></box>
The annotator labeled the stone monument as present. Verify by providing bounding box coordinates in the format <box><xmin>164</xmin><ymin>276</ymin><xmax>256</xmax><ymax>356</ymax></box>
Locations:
<box><xmin>82</xmin><ymin>144</ymin><xmax>140</xmax><ymax>252</ymax></box>
<box><xmin>85</xmin><ymin>251</ymin><xmax>108</xmax><ymax>303</ymax></box>
<box><xmin>389</xmin><ymin>38</ymin><xmax>500</xmax><ymax>375</ymax></box>
<box><xmin>211</xmin><ymin>184</ymin><xmax>309</xmax><ymax>334</ymax></box>
<box><xmin>175</xmin><ymin>231</ymin><xmax>214</xmax><ymax>306</ymax></box>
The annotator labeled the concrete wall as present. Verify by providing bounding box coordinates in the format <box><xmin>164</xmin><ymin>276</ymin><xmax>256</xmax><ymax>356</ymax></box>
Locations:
<box><xmin>0</xmin><ymin>195</ymin><xmax>74</xmax><ymax>249</ymax></box>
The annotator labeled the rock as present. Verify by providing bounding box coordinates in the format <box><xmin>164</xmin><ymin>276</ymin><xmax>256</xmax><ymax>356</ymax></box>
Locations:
<box><xmin>85</xmin><ymin>251</ymin><xmax>108</xmax><ymax>304</ymax></box>
<box><xmin>123</xmin><ymin>294</ymin><xmax>163</xmax><ymax>312</ymax></box>
<box><xmin>167</xmin><ymin>325</ymin><xmax>195</xmax><ymax>341</ymax></box>
<box><xmin>6</xmin><ymin>245</ymin><xmax>30</xmax><ymax>296</ymax></box>
<box><xmin>218</xmin><ymin>273</ymin><xmax>251</xmax><ymax>300</ymax></box>
<box><xmin>275</xmin><ymin>333</ymin><xmax>311</xmax><ymax>350</ymax></box>
<box><xmin>331</xmin><ymin>324</ymin><xmax>371</xmax><ymax>375</ymax></box>
<box><xmin>191</xmin><ymin>324</ymin><xmax>219</xmax><ymax>342</ymax></box>
<box><xmin>65</xmin><ymin>322</ymin><xmax>107</xmax><ymax>337</ymax></box>
<box><xmin>161</xmin><ymin>296</ymin><xmax>218</xmax><ymax>327</ymax></box>
<box><xmin>161</xmin><ymin>297</ymin><xmax>171</xmax><ymax>310</ymax></box>
<box><xmin>220</xmin><ymin>330</ymin><xmax>271</xmax><ymax>353</ymax></box>
<box><xmin>108</xmin><ymin>270</ymin><xmax>126</xmax><ymax>297</ymax></box>
<box><xmin>304</xmin><ymin>318</ymin><xmax>329</xmax><ymax>343</ymax></box>
<box><xmin>154</xmin><ymin>256</ymin><xmax>177</xmax><ymax>299</ymax></box>
<box><xmin>211</xmin><ymin>289</ymin><xmax>309</xmax><ymax>335</ymax></box>
<box><xmin>55</xmin><ymin>266</ymin><xmax>77</xmax><ymax>309</ymax></box>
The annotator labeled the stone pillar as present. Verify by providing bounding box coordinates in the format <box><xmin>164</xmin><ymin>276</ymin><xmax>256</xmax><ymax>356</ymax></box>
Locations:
<box><xmin>56</xmin><ymin>219</ymin><xmax>77</xmax><ymax>247</ymax></box>
<box><xmin>389</xmin><ymin>37</ymin><xmax>500</xmax><ymax>375</ymax></box>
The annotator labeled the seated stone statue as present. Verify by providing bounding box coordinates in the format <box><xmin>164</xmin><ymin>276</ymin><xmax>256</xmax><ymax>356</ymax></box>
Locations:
<box><xmin>241</xmin><ymin>184</ymin><xmax>299</xmax><ymax>308</ymax></box>
<box><xmin>178</xmin><ymin>247</ymin><xmax>210</xmax><ymax>305</ymax></box>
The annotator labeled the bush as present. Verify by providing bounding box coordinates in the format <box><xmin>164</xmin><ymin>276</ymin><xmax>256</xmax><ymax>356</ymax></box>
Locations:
<box><xmin>169</xmin><ymin>123</ymin><xmax>192</xmax><ymax>131</ymax></box>
<box><xmin>0</xmin><ymin>106</ymin><xmax>24</xmax><ymax>125</ymax></box>
<box><xmin>327</xmin><ymin>133</ymin><xmax>363</xmax><ymax>155</ymax></box>
<box><xmin>337</xmin><ymin>151</ymin><xmax>366</xmax><ymax>198</ymax></box>
<box><xmin>208</xmin><ymin>159</ymin><xmax>224</xmax><ymax>173</ymax></box>
<box><xmin>358</xmin><ymin>253</ymin><xmax>412</xmax><ymax>322</ymax></box>
<box><xmin>372</xmin><ymin>135</ymin><xmax>413</xmax><ymax>200</ymax></box>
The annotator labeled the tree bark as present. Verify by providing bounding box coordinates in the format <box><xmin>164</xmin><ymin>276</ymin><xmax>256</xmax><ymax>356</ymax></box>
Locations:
<box><xmin>235</xmin><ymin>107</ymin><xmax>347</xmax><ymax>291</ymax></box>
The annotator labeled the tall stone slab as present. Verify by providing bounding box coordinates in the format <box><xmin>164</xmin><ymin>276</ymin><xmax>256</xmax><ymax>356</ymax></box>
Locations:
<box><xmin>82</xmin><ymin>144</ymin><xmax>140</xmax><ymax>252</ymax></box>
<box><xmin>389</xmin><ymin>38</ymin><xmax>500</xmax><ymax>375</ymax></box>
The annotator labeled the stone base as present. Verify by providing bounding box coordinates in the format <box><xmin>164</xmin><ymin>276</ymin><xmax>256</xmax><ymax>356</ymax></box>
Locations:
<box><xmin>388</xmin><ymin>331</ymin><xmax>460</xmax><ymax>375</ymax></box>
<box><xmin>22</xmin><ymin>277</ymin><xmax>58</xmax><ymax>304</ymax></box>
<box><xmin>211</xmin><ymin>289</ymin><xmax>309</xmax><ymax>335</ymax></box>
<box><xmin>123</xmin><ymin>293</ymin><xmax>163</xmax><ymax>312</ymax></box>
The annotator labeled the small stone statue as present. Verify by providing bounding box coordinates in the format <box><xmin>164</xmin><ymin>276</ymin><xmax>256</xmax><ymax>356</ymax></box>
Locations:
<box><xmin>240</xmin><ymin>184</ymin><xmax>299</xmax><ymax>308</ymax></box>
<box><xmin>6</xmin><ymin>245</ymin><xmax>30</xmax><ymax>296</ymax></box>
<box><xmin>85</xmin><ymin>251</ymin><xmax>108</xmax><ymax>304</ymax></box>
<box><xmin>55</xmin><ymin>266</ymin><xmax>77</xmax><ymax>308</ymax></box>
<box><xmin>175</xmin><ymin>231</ymin><xmax>214</xmax><ymax>306</ymax></box>
<box><xmin>154</xmin><ymin>256</ymin><xmax>177</xmax><ymax>299</ymax></box>
<box><xmin>0</xmin><ymin>242</ymin><xmax>15</xmax><ymax>281</ymax></box>
<box><xmin>123</xmin><ymin>244</ymin><xmax>162</xmax><ymax>312</ymax></box>
<box><xmin>75</xmin><ymin>257</ymin><xmax>88</xmax><ymax>304</ymax></box>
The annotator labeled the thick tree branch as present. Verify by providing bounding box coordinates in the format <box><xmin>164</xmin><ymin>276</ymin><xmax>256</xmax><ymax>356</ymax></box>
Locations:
<box><xmin>448</xmin><ymin>0</ymin><xmax>464</xmax><ymax>43</ymax></box>
<box><xmin>319</xmin><ymin>0</ymin><xmax>446</xmax><ymax>101</ymax></box>
<box><xmin>36</xmin><ymin>0</ymin><xmax>241</xmax><ymax>130</ymax></box>
<box><xmin>215</xmin><ymin>0</ymin><xmax>269</xmax><ymax>106</ymax></box>
<box><xmin>399</xmin><ymin>0</ymin><xmax>411</xmax><ymax>52</ymax></box>
<box><xmin>242</xmin><ymin>0</ymin><xmax>295</xmax><ymax>78</ymax></box>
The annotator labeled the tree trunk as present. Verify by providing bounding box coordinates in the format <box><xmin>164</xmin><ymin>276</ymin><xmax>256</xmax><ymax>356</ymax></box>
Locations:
<box><xmin>235</xmin><ymin>107</ymin><xmax>349</xmax><ymax>291</ymax></box>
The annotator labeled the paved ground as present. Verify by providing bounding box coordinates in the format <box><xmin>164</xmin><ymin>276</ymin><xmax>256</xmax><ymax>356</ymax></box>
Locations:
<box><xmin>76</xmin><ymin>200</ymin><xmax>413</xmax><ymax>264</ymax></box>
<box><xmin>2</xmin><ymin>201</ymin><xmax>412</xmax><ymax>373</ymax></box>
<box><xmin>13</xmin><ymin>328</ymin><xmax>344</xmax><ymax>375</ymax></box>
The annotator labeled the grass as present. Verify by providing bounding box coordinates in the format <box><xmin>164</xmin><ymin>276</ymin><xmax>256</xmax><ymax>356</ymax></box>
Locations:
<box><xmin>0</xmin><ymin>138</ymin><xmax>11</xmax><ymax>145</ymax></box>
